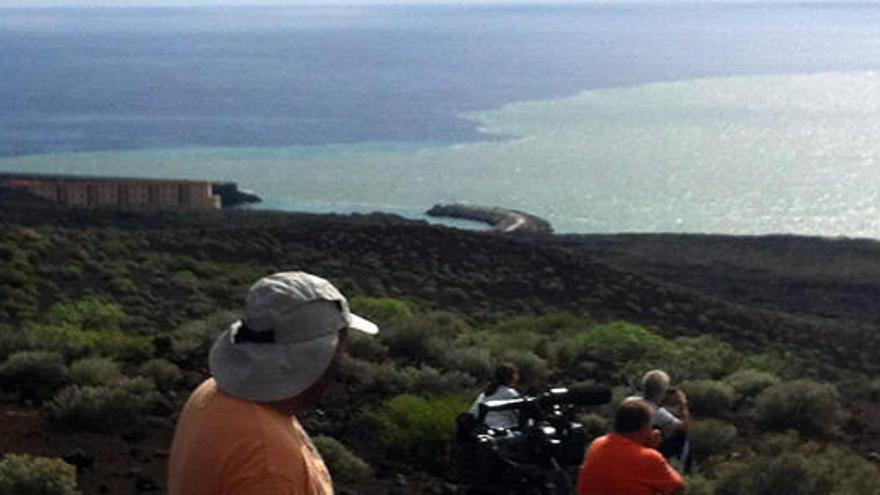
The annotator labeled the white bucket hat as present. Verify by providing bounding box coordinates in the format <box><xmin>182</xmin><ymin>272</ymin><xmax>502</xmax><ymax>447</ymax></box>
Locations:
<box><xmin>209</xmin><ymin>271</ymin><xmax>378</xmax><ymax>402</ymax></box>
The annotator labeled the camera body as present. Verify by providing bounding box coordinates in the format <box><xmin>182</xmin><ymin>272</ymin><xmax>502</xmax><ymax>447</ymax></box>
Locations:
<box><xmin>453</xmin><ymin>385</ymin><xmax>611</xmax><ymax>495</ymax></box>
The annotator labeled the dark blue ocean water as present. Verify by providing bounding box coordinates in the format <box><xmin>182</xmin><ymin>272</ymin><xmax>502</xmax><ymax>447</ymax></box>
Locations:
<box><xmin>3</xmin><ymin>2</ymin><xmax>880</xmax><ymax>158</ymax></box>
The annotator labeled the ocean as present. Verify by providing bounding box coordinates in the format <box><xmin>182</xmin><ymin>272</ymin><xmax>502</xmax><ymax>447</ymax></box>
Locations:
<box><xmin>2</xmin><ymin>2</ymin><xmax>880</xmax><ymax>235</ymax></box>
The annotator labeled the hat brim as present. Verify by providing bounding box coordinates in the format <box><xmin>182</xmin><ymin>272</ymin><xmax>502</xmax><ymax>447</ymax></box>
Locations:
<box><xmin>349</xmin><ymin>312</ymin><xmax>379</xmax><ymax>335</ymax></box>
<box><xmin>209</xmin><ymin>322</ymin><xmax>339</xmax><ymax>402</ymax></box>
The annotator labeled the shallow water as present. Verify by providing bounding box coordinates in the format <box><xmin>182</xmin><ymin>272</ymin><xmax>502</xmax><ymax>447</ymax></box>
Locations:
<box><xmin>4</xmin><ymin>72</ymin><xmax>880</xmax><ymax>236</ymax></box>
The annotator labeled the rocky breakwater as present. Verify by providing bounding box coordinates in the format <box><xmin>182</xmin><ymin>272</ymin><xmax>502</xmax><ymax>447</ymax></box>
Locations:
<box><xmin>426</xmin><ymin>203</ymin><xmax>553</xmax><ymax>234</ymax></box>
<box><xmin>212</xmin><ymin>182</ymin><xmax>261</xmax><ymax>208</ymax></box>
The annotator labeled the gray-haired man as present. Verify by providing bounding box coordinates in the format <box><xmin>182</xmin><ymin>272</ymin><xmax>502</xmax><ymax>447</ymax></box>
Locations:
<box><xmin>625</xmin><ymin>369</ymin><xmax>692</xmax><ymax>470</ymax></box>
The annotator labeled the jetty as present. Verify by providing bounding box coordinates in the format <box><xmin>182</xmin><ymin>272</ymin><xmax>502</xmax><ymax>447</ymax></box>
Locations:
<box><xmin>426</xmin><ymin>203</ymin><xmax>553</xmax><ymax>234</ymax></box>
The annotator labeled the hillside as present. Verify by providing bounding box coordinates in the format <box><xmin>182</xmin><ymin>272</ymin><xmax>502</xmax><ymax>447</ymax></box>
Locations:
<box><xmin>1</xmin><ymin>202</ymin><xmax>879</xmax><ymax>493</ymax></box>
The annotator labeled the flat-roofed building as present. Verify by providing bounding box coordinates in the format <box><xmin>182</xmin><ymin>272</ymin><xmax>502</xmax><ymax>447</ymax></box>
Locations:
<box><xmin>0</xmin><ymin>174</ymin><xmax>223</xmax><ymax>211</ymax></box>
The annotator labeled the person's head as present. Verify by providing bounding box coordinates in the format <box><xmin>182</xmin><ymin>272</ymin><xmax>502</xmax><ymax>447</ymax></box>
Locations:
<box><xmin>208</xmin><ymin>272</ymin><xmax>378</xmax><ymax>413</ymax></box>
<box><xmin>614</xmin><ymin>399</ymin><xmax>655</xmax><ymax>443</ymax></box>
<box><xmin>486</xmin><ymin>362</ymin><xmax>519</xmax><ymax>395</ymax></box>
<box><xmin>495</xmin><ymin>362</ymin><xmax>519</xmax><ymax>387</ymax></box>
<box><xmin>641</xmin><ymin>369</ymin><xmax>671</xmax><ymax>402</ymax></box>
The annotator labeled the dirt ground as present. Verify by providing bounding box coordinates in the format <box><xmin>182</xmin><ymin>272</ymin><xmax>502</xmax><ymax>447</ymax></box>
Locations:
<box><xmin>1</xmin><ymin>403</ymin><xmax>172</xmax><ymax>494</ymax></box>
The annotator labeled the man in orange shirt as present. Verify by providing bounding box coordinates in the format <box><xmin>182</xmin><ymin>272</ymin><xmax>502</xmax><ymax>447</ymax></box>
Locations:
<box><xmin>577</xmin><ymin>399</ymin><xmax>685</xmax><ymax>495</ymax></box>
<box><xmin>167</xmin><ymin>272</ymin><xmax>379</xmax><ymax>495</ymax></box>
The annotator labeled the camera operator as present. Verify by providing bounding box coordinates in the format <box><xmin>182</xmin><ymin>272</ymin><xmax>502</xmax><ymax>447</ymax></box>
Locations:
<box><xmin>468</xmin><ymin>363</ymin><xmax>521</xmax><ymax>429</ymax></box>
<box><xmin>577</xmin><ymin>399</ymin><xmax>685</xmax><ymax>495</ymax></box>
<box><xmin>625</xmin><ymin>370</ymin><xmax>691</xmax><ymax>471</ymax></box>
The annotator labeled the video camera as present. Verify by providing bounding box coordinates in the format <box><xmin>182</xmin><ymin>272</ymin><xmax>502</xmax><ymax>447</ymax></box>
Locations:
<box><xmin>453</xmin><ymin>384</ymin><xmax>611</xmax><ymax>495</ymax></box>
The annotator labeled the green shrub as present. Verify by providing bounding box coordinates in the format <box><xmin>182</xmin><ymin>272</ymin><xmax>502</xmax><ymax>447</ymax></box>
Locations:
<box><xmin>572</xmin><ymin>321</ymin><xmax>674</xmax><ymax>367</ymax></box>
<box><xmin>339</xmin><ymin>357</ymin><xmax>424</xmax><ymax>396</ymax></box>
<box><xmin>345</xmin><ymin>331</ymin><xmax>389</xmax><ymax>362</ymax></box>
<box><xmin>69</xmin><ymin>357</ymin><xmax>123</xmax><ymax>387</ymax></box>
<box><xmin>716</xmin><ymin>452</ymin><xmax>817</xmax><ymax>495</ymax></box>
<box><xmin>47</xmin><ymin>296</ymin><xmax>128</xmax><ymax>331</ymax></box>
<box><xmin>577</xmin><ymin>413</ymin><xmax>610</xmax><ymax>439</ymax></box>
<box><xmin>171</xmin><ymin>310</ymin><xmax>238</xmax><ymax>365</ymax></box>
<box><xmin>398</xmin><ymin>366</ymin><xmax>475</xmax><ymax>396</ymax></box>
<box><xmin>26</xmin><ymin>324</ymin><xmax>154</xmax><ymax>362</ymax></box>
<box><xmin>684</xmin><ymin>475</ymin><xmax>716</xmax><ymax>495</ymax></box>
<box><xmin>363</xmin><ymin>394</ymin><xmax>470</xmax><ymax>471</ymax></box>
<box><xmin>0</xmin><ymin>351</ymin><xmax>68</xmax><ymax>400</ymax></box>
<box><xmin>379</xmin><ymin>311</ymin><xmax>471</xmax><ymax>362</ymax></box>
<box><xmin>689</xmin><ymin>419</ymin><xmax>737</xmax><ymax>462</ymax></box>
<box><xmin>349</xmin><ymin>296</ymin><xmax>414</xmax><ymax>323</ymax></box>
<box><xmin>723</xmin><ymin>369</ymin><xmax>780</xmax><ymax>399</ymax></box>
<box><xmin>494</xmin><ymin>349</ymin><xmax>550</xmax><ymax>384</ymax></box>
<box><xmin>46</xmin><ymin>378</ymin><xmax>164</xmax><ymax>432</ymax></box>
<box><xmin>681</xmin><ymin>380</ymin><xmax>735</xmax><ymax>418</ymax></box>
<box><xmin>0</xmin><ymin>453</ymin><xmax>79</xmax><ymax>495</ymax></box>
<box><xmin>312</xmin><ymin>435</ymin><xmax>372</xmax><ymax>483</ymax></box>
<box><xmin>340</xmin><ymin>357</ymin><xmax>475</xmax><ymax>397</ymax></box>
<box><xmin>869</xmin><ymin>379</ymin><xmax>880</xmax><ymax>402</ymax></box>
<box><xmin>485</xmin><ymin>312</ymin><xmax>589</xmax><ymax>337</ymax></box>
<box><xmin>138</xmin><ymin>359</ymin><xmax>182</xmax><ymax>392</ymax></box>
<box><xmin>741</xmin><ymin>351</ymin><xmax>807</xmax><ymax>380</ymax></box>
<box><xmin>0</xmin><ymin>325</ymin><xmax>27</xmax><ymax>362</ymax></box>
<box><xmin>669</xmin><ymin>336</ymin><xmax>742</xmax><ymax>380</ymax></box>
<box><xmin>754</xmin><ymin>380</ymin><xmax>841</xmax><ymax>435</ymax></box>
<box><xmin>436</xmin><ymin>346</ymin><xmax>494</xmax><ymax>382</ymax></box>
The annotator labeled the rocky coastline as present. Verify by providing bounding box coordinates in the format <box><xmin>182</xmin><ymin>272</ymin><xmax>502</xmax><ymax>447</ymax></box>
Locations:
<box><xmin>426</xmin><ymin>203</ymin><xmax>553</xmax><ymax>234</ymax></box>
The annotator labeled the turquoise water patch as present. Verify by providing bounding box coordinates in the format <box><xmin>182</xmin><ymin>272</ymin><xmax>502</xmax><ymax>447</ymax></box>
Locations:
<box><xmin>3</xmin><ymin>72</ymin><xmax>880</xmax><ymax>237</ymax></box>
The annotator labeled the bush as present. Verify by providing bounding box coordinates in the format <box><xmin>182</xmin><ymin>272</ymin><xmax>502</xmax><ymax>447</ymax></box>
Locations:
<box><xmin>689</xmin><ymin>419</ymin><xmax>737</xmax><ymax>462</ymax></box>
<box><xmin>0</xmin><ymin>453</ymin><xmax>79</xmax><ymax>495</ymax></box>
<box><xmin>138</xmin><ymin>359</ymin><xmax>182</xmax><ymax>392</ymax></box>
<box><xmin>436</xmin><ymin>346</ymin><xmax>494</xmax><ymax>382</ymax></box>
<box><xmin>716</xmin><ymin>452</ymin><xmax>816</xmax><ymax>495</ymax></box>
<box><xmin>399</xmin><ymin>366</ymin><xmax>476</xmax><ymax>396</ymax></box>
<box><xmin>26</xmin><ymin>325</ymin><xmax>154</xmax><ymax>363</ymax></box>
<box><xmin>344</xmin><ymin>331</ymin><xmax>389</xmax><ymax>362</ymax></box>
<box><xmin>69</xmin><ymin>357</ymin><xmax>123</xmax><ymax>387</ymax></box>
<box><xmin>363</xmin><ymin>394</ymin><xmax>470</xmax><ymax>471</ymax></box>
<box><xmin>684</xmin><ymin>475</ymin><xmax>716</xmax><ymax>495</ymax></box>
<box><xmin>312</xmin><ymin>435</ymin><xmax>372</xmax><ymax>483</ymax></box>
<box><xmin>495</xmin><ymin>349</ymin><xmax>550</xmax><ymax>384</ymax></box>
<box><xmin>340</xmin><ymin>357</ymin><xmax>475</xmax><ymax>397</ymax></box>
<box><xmin>869</xmin><ymin>378</ymin><xmax>880</xmax><ymax>402</ymax></box>
<box><xmin>669</xmin><ymin>336</ymin><xmax>742</xmax><ymax>380</ymax></box>
<box><xmin>572</xmin><ymin>321</ymin><xmax>674</xmax><ymax>366</ymax></box>
<box><xmin>0</xmin><ymin>325</ymin><xmax>27</xmax><ymax>362</ymax></box>
<box><xmin>0</xmin><ymin>351</ymin><xmax>68</xmax><ymax>400</ymax></box>
<box><xmin>754</xmin><ymin>380</ymin><xmax>841</xmax><ymax>435</ymax></box>
<box><xmin>379</xmin><ymin>311</ymin><xmax>471</xmax><ymax>363</ymax></box>
<box><xmin>723</xmin><ymin>369</ymin><xmax>780</xmax><ymax>399</ymax></box>
<box><xmin>171</xmin><ymin>311</ymin><xmax>238</xmax><ymax>365</ymax></box>
<box><xmin>485</xmin><ymin>312</ymin><xmax>589</xmax><ymax>337</ymax></box>
<box><xmin>47</xmin><ymin>296</ymin><xmax>128</xmax><ymax>331</ymax></box>
<box><xmin>46</xmin><ymin>378</ymin><xmax>164</xmax><ymax>432</ymax></box>
<box><xmin>577</xmin><ymin>412</ymin><xmax>609</xmax><ymax>439</ymax></box>
<box><xmin>681</xmin><ymin>380</ymin><xmax>735</xmax><ymax>418</ymax></box>
<box><xmin>349</xmin><ymin>296</ymin><xmax>414</xmax><ymax>323</ymax></box>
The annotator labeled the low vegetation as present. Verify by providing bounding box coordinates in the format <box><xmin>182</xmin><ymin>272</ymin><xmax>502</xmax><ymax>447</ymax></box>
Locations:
<box><xmin>0</xmin><ymin>453</ymin><xmax>79</xmax><ymax>495</ymax></box>
<box><xmin>1</xmin><ymin>211</ymin><xmax>879</xmax><ymax>493</ymax></box>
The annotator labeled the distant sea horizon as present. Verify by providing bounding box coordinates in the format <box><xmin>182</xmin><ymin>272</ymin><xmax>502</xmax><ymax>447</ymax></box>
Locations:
<box><xmin>3</xmin><ymin>3</ymin><xmax>880</xmax><ymax>236</ymax></box>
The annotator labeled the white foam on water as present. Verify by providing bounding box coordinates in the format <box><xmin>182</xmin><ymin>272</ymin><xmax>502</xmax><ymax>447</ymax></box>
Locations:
<box><xmin>3</xmin><ymin>71</ymin><xmax>880</xmax><ymax>236</ymax></box>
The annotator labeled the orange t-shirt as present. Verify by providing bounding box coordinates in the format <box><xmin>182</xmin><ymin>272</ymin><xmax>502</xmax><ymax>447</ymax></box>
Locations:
<box><xmin>577</xmin><ymin>433</ymin><xmax>683</xmax><ymax>495</ymax></box>
<box><xmin>167</xmin><ymin>379</ymin><xmax>333</xmax><ymax>495</ymax></box>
